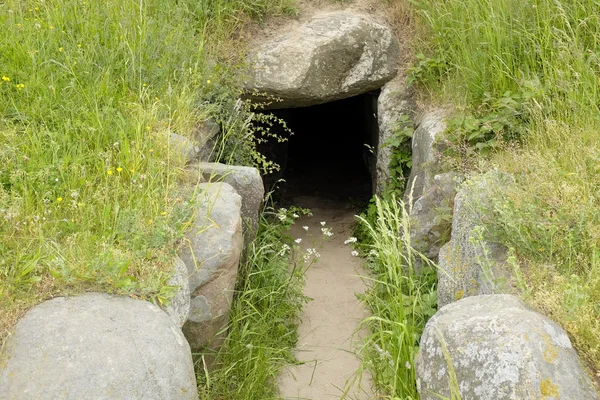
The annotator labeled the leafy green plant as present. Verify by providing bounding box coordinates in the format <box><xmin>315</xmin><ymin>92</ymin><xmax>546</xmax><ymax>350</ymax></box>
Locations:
<box><xmin>355</xmin><ymin>195</ymin><xmax>438</xmax><ymax>399</ymax></box>
<box><xmin>407</xmin><ymin>52</ymin><xmax>450</xmax><ymax>86</ymax></box>
<box><xmin>384</xmin><ymin>114</ymin><xmax>415</xmax><ymax>195</ymax></box>
<box><xmin>444</xmin><ymin>91</ymin><xmax>530</xmax><ymax>161</ymax></box>
<box><xmin>214</xmin><ymin>96</ymin><xmax>294</xmax><ymax>174</ymax></box>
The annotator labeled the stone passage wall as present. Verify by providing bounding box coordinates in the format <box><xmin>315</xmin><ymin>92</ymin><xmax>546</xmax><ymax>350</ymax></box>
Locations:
<box><xmin>406</xmin><ymin>115</ymin><xmax>598</xmax><ymax>397</ymax></box>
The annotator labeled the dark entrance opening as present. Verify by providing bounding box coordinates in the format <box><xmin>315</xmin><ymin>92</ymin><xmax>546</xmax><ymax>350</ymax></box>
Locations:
<box><xmin>260</xmin><ymin>91</ymin><xmax>379</xmax><ymax>204</ymax></box>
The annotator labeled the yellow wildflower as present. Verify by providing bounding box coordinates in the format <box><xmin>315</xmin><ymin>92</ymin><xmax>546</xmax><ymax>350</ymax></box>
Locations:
<box><xmin>161</xmin><ymin>211</ymin><xmax>167</xmax><ymax>216</ymax></box>
<box><xmin>77</xmin><ymin>202</ymin><xmax>83</xmax><ymax>207</ymax></box>
<box><xmin>107</xmin><ymin>170</ymin><xmax>113</xmax><ymax>175</ymax></box>
<box><xmin>49</xmin><ymin>25</ymin><xmax>54</xmax><ymax>30</ymax></box>
<box><xmin>15</xmin><ymin>83</ymin><xmax>24</xmax><ymax>90</ymax></box>
<box><xmin>59</xmin><ymin>47</ymin><xmax>63</xmax><ymax>52</ymax></box>
<box><xmin>116</xmin><ymin>167</ymin><xmax>123</xmax><ymax>173</ymax></box>
<box><xmin>77</xmin><ymin>44</ymin><xmax>81</xmax><ymax>48</ymax></box>
<box><xmin>57</xmin><ymin>197</ymin><xmax>63</xmax><ymax>203</ymax></box>
<box><xmin>2</xmin><ymin>76</ymin><xmax>10</xmax><ymax>82</ymax></box>
<box><xmin>206</xmin><ymin>79</ymin><xmax>211</xmax><ymax>84</ymax></box>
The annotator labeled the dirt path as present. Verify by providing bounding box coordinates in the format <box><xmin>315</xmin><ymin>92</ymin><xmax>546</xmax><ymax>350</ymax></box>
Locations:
<box><xmin>279</xmin><ymin>197</ymin><xmax>373</xmax><ymax>400</ymax></box>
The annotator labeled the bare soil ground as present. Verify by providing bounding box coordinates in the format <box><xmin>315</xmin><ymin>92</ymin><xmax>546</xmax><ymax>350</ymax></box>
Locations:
<box><xmin>278</xmin><ymin>197</ymin><xmax>373</xmax><ymax>400</ymax></box>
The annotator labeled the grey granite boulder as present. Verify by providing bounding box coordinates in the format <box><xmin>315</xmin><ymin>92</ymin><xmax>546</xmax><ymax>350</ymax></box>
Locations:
<box><xmin>375</xmin><ymin>77</ymin><xmax>415</xmax><ymax>195</ymax></box>
<box><xmin>410</xmin><ymin>172</ymin><xmax>461</xmax><ymax>260</ymax></box>
<box><xmin>437</xmin><ymin>170</ymin><xmax>514</xmax><ymax>308</ymax></box>
<box><xmin>0</xmin><ymin>293</ymin><xmax>198</xmax><ymax>400</ymax></box>
<box><xmin>164</xmin><ymin>257</ymin><xmax>191</xmax><ymax>328</ymax></box>
<box><xmin>416</xmin><ymin>294</ymin><xmax>598</xmax><ymax>400</ymax></box>
<box><xmin>169</xmin><ymin>132</ymin><xmax>200</xmax><ymax>164</ymax></box>
<box><xmin>195</xmin><ymin>119</ymin><xmax>220</xmax><ymax>162</ymax></box>
<box><xmin>179</xmin><ymin>182</ymin><xmax>243</xmax><ymax>350</ymax></box>
<box><xmin>197</xmin><ymin>162</ymin><xmax>264</xmax><ymax>245</ymax></box>
<box><xmin>244</xmin><ymin>12</ymin><xmax>399</xmax><ymax>109</ymax></box>
<box><xmin>168</xmin><ymin>119</ymin><xmax>221</xmax><ymax>164</ymax></box>
<box><xmin>405</xmin><ymin>110</ymin><xmax>448</xmax><ymax>204</ymax></box>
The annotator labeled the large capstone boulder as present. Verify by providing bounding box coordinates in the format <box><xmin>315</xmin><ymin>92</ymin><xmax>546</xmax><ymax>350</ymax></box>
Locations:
<box><xmin>179</xmin><ymin>182</ymin><xmax>243</xmax><ymax>350</ymax></box>
<box><xmin>244</xmin><ymin>12</ymin><xmax>399</xmax><ymax>109</ymax></box>
<box><xmin>437</xmin><ymin>171</ymin><xmax>515</xmax><ymax>308</ymax></box>
<box><xmin>416</xmin><ymin>295</ymin><xmax>598</xmax><ymax>400</ymax></box>
<box><xmin>405</xmin><ymin>109</ymin><xmax>448</xmax><ymax>204</ymax></box>
<box><xmin>196</xmin><ymin>162</ymin><xmax>264</xmax><ymax>245</ymax></box>
<box><xmin>0</xmin><ymin>293</ymin><xmax>198</xmax><ymax>400</ymax></box>
<box><xmin>410</xmin><ymin>172</ymin><xmax>461</xmax><ymax>260</ymax></box>
<box><xmin>375</xmin><ymin>76</ymin><xmax>415</xmax><ymax>195</ymax></box>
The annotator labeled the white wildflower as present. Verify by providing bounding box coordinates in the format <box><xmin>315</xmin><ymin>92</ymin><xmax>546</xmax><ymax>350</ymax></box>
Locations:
<box><xmin>351</xmin><ymin>250</ymin><xmax>359</xmax><ymax>257</ymax></box>
<box><xmin>344</xmin><ymin>237</ymin><xmax>358</xmax><ymax>245</ymax></box>
<box><xmin>303</xmin><ymin>247</ymin><xmax>321</xmax><ymax>261</ymax></box>
<box><xmin>303</xmin><ymin>226</ymin><xmax>309</xmax><ymax>231</ymax></box>
<box><xmin>295</xmin><ymin>238</ymin><xmax>302</xmax><ymax>244</ymax></box>
<box><xmin>321</xmin><ymin>227</ymin><xmax>333</xmax><ymax>237</ymax></box>
<box><xmin>320</xmin><ymin>221</ymin><xmax>326</xmax><ymax>226</ymax></box>
<box><xmin>368</xmin><ymin>249</ymin><xmax>378</xmax><ymax>257</ymax></box>
<box><xmin>278</xmin><ymin>214</ymin><xmax>287</xmax><ymax>222</ymax></box>
<box><xmin>292</xmin><ymin>213</ymin><xmax>299</xmax><ymax>219</ymax></box>
<box><xmin>278</xmin><ymin>244</ymin><xmax>291</xmax><ymax>257</ymax></box>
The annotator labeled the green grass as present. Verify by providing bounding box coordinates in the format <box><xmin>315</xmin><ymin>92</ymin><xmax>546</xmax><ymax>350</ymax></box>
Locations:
<box><xmin>356</xmin><ymin>196</ymin><xmax>437</xmax><ymax>399</ymax></box>
<box><xmin>0</xmin><ymin>0</ymin><xmax>295</xmax><ymax>347</ymax></box>
<box><xmin>196</xmin><ymin>207</ymin><xmax>309</xmax><ymax>399</ymax></box>
<box><xmin>410</xmin><ymin>0</ymin><xmax>600</xmax><ymax>377</ymax></box>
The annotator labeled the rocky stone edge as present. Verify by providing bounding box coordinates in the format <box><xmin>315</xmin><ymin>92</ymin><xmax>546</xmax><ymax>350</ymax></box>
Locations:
<box><xmin>406</xmin><ymin>110</ymin><xmax>598</xmax><ymax>398</ymax></box>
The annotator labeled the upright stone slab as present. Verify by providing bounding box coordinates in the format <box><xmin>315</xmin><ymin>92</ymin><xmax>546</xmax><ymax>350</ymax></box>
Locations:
<box><xmin>0</xmin><ymin>293</ymin><xmax>198</xmax><ymax>400</ymax></box>
<box><xmin>164</xmin><ymin>256</ymin><xmax>191</xmax><ymax>328</ymax></box>
<box><xmin>437</xmin><ymin>170</ymin><xmax>514</xmax><ymax>308</ymax></box>
<box><xmin>376</xmin><ymin>77</ymin><xmax>415</xmax><ymax>195</ymax></box>
<box><xmin>196</xmin><ymin>162</ymin><xmax>264</xmax><ymax>246</ymax></box>
<box><xmin>410</xmin><ymin>172</ymin><xmax>461</xmax><ymax>260</ymax></box>
<box><xmin>244</xmin><ymin>12</ymin><xmax>399</xmax><ymax>109</ymax></box>
<box><xmin>405</xmin><ymin>110</ymin><xmax>448</xmax><ymax>204</ymax></box>
<box><xmin>195</xmin><ymin>119</ymin><xmax>220</xmax><ymax>162</ymax></box>
<box><xmin>416</xmin><ymin>295</ymin><xmax>598</xmax><ymax>400</ymax></box>
<box><xmin>179</xmin><ymin>182</ymin><xmax>243</xmax><ymax>351</ymax></box>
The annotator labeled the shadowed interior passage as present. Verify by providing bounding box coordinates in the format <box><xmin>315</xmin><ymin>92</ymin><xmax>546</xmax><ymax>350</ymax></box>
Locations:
<box><xmin>262</xmin><ymin>91</ymin><xmax>379</xmax><ymax>202</ymax></box>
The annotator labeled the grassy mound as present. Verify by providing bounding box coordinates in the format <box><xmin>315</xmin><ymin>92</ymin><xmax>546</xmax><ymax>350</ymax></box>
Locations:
<box><xmin>0</xmin><ymin>0</ymin><xmax>294</xmax><ymax>347</ymax></box>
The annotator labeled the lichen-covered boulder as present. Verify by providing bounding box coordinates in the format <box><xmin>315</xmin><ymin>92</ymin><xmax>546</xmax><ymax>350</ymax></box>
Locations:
<box><xmin>0</xmin><ymin>293</ymin><xmax>198</xmax><ymax>400</ymax></box>
<box><xmin>164</xmin><ymin>257</ymin><xmax>191</xmax><ymax>328</ymax></box>
<box><xmin>197</xmin><ymin>162</ymin><xmax>264</xmax><ymax>245</ymax></box>
<box><xmin>244</xmin><ymin>12</ymin><xmax>399</xmax><ymax>109</ymax></box>
<box><xmin>179</xmin><ymin>182</ymin><xmax>243</xmax><ymax>350</ymax></box>
<box><xmin>416</xmin><ymin>295</ymin><xmax>598</xmax><ymax>400</ymax></box>
<box><xmin>375</xmin><ymin>77</ymin><xmax>415</xmax><ymax>195</ymax></box>
<box><xmin>437</xmin><ymin>170</ymin><xmax>515</xmax><ymax>308</ymax></box>
<box><xmin>410</xmin><ymin>172</ymin><xmax>461</xmax><ymax>260</ymax></box>
<box><xmin>405</xmin><ymin>110</ymin><xmax>448</xmax><ymax>204</ymax></box>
